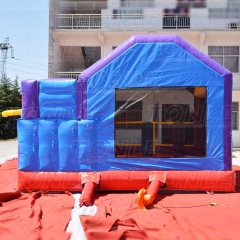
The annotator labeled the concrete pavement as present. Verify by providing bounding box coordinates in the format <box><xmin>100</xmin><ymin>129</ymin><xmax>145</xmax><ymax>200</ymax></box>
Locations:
<box><xmin>0</xmin><ymin>139</ymin><xmax>18</xmax><ymax>164</ymax></box>
<box><xmin>232</xmin><ymin>150</ymin><xmax>240</xmax><ymax>166</ymax></box>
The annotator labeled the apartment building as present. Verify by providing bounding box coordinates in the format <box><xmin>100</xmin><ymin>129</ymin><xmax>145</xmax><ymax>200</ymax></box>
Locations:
<box><xmin>48</xmin><ymin>0</ymin><xmax>240</xmax><ymax>147</ymax></box>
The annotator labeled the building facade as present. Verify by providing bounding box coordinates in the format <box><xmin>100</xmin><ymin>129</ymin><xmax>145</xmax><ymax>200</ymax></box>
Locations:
<box><xmin>48</xmin><ymin>0</ymin><xmax>240</xmax><ymax>147</ymax></box>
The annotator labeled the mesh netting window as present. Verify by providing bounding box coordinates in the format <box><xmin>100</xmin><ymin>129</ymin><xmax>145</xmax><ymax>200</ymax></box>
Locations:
<box><xmin>115</xmin><ymin>88</ymin><xmax>206</xmax><ymax>158</ymax></box>
<box><xmin>115</xmin><ymin>101</ymin><xmax>142</xmax><ymax>129</ymax></box>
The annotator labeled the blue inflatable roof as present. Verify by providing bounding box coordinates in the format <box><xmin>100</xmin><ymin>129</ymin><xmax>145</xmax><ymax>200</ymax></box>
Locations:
<box><xmin>78</xmin><ymin>34</ymin><xmax>232</xmax><ymax>171</ymax></box>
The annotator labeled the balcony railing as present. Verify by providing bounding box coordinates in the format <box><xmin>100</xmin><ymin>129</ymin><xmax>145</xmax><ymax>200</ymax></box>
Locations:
<box><xmin>54</xmin><ymin>72</ymin><xmax>82</xmax><ymax>80</ymax></box>
<box><xmin>54</xmin><ymin>14</ymin><xmax>240</xmax><ymax>30</ymax></box>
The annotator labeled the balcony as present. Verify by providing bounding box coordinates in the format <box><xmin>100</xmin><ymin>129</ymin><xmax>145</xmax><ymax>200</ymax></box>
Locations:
<box><xmin>54</xmin><ymin>14</ymin><xmax>240</xmax><ymax>31</ymax></box>
<box><xmin>54</xmin><ymin>72</ymin><xmax>82</xmax><ymax>80</ymax></box>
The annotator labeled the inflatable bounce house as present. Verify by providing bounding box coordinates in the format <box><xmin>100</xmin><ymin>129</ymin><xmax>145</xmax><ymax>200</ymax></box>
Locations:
<box><xmin>6</xmin><ymin>34</ymin><xmax>235</xmax><ymax>209</ymax></box>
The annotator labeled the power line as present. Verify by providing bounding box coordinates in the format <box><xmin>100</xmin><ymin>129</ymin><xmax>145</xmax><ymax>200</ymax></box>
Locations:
<box><xmin>11</xmin><ymin>57</ymin><xmax>48</xmax><ymax>67</ymax></box>
<box><xmin>6</xmin><ymin>67</ymin><xmax>48</xmax><ymax>77</ymax></box>
<box><xmin>8</xmin><ymin>62</ymin><xmax>48</xmax><ymax>71</ymax></box>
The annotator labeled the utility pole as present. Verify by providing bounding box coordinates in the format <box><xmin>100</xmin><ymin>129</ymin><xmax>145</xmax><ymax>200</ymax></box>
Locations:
<box><xmin>0</xmin><ymin>37</ymin><xmax>14</xmax><ymax>79</ymax></box>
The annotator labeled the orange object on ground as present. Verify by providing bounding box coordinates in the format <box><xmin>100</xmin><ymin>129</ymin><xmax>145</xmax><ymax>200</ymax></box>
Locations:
<box><xmin>137</xmin><ymin>179</ymin><xmax>165</xmax><ymax>210</ymax></box>
<box><xmin>137</xmin><ymin>188</ymin><xmax>148</xmax><ymax>210</ymax></box>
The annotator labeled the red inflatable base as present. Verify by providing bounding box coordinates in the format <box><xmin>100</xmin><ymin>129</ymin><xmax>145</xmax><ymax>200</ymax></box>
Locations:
<box><xmin>18</xmin><ymin>170</ymin><xmax>236</xmax><ymax>192</ymax></box>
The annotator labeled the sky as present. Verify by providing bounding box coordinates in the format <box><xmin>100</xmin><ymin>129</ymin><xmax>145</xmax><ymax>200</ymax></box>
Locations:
<box><xmin>0</xmin><ymin>0</ymin><xmax>49</xmax><ymax>82</ymax></box>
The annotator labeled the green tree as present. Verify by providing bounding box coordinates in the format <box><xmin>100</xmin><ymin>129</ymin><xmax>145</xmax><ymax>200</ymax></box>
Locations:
<box><xmin>10</xmin><ymin>76</ymin><xmax>21</xmax><ymax>108</ymax></box>
<box><xmin>0</xmin><ymin>75</ymin><xmax>21</xmax><ymax>139</ymax></box>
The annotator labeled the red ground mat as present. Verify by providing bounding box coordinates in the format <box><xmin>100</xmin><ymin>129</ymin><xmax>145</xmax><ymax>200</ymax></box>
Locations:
<box><xmin>2</xmin><ymin>159</ymin><xmax>240</xmax><ymax>239</ymax></box>
<box><xmin>81</xmin><ymin>192</ymin><xmax>240</xmax><ymax>240</ymax></box>
<box><xmin>0</xmin><ymin>159</ymin><xmax>74</xmax><ymax>240</ymax></box>
<box><xmin>0</xmin><ymin>158</ymin><xmax>21</xmax><ymax>202</ymax></box>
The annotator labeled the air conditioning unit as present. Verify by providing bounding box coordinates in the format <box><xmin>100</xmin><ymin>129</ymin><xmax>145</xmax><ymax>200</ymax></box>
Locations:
<box><xmin>228</xmin><ymin>22</ymin><xmax>238</xmax><ymax>29</ymax></box>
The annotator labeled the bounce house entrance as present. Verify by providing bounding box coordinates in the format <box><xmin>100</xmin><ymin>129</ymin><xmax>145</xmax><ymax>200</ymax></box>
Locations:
<box><xmin>114</xmin><ymin>87</ymin><xmax>206</xmax><ymax>158</ymax></box>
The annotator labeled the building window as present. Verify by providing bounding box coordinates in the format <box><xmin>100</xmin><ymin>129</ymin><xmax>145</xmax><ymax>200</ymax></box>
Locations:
<box><xmin>208</xmin><ymin>46</ymin><xmax>239</xmax><ymax>73</ymax></box>
<box><xmin>121</xmin><ymin>0</ymin><xmax>153</xmax><ymax>8</ymax></box>
<box><xmin>115</xmin><ymin>101</ymin><xmax>142</xmax><ymax>129</ymax></box>
<box><xmin>163</xmin><ymin>7</ymin><xmax>189</xmax><ymax>16</ymax></box>
<box><xmin>177</xmin><ymin>0</ymin><xmax>206</xmax><ymax>8</ymax></box>
<box><xmin>112</xmin><ymin>9</ymin><xmax>143</xmax><ymax>19</ymax></box>
<box><xmin>209</xmin><ymin>8</ymin><xmax>240</xmax><ymax>19</ymax></box>
<box><xmin>232</xmin><ymin>102</ymin><xmax>239</xmax><ymax>130</ymax></box>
